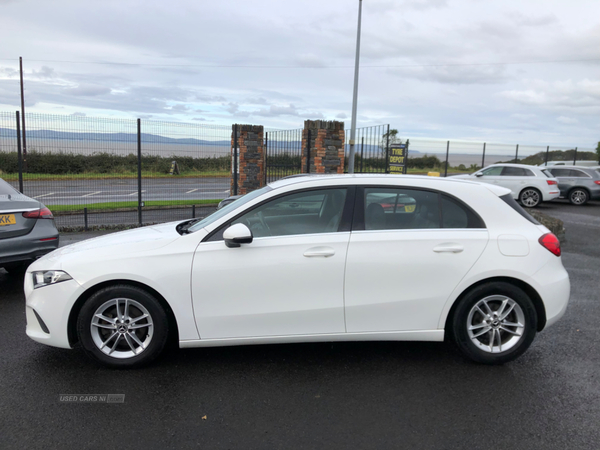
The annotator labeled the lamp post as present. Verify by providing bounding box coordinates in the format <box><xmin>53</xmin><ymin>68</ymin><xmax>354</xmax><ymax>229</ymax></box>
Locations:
<box><xmin>347</xmin><ymin>0</ymin><xmax>363</xmax><ymax>174</ymax></box>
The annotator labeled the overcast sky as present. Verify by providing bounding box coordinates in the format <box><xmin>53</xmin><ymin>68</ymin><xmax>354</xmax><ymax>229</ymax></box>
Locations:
<box><xmin>0</xmin><ymin>0</ymin><xmax>598</xmax><ymax>148</ymax></box>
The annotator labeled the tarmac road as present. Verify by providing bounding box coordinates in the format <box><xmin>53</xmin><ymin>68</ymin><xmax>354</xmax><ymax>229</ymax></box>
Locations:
<box><xmin>8</xmin><ymin>177</ymin><xmax>230</xmax><ymax>205</ymax></box>
<box><xmin>0</xmin><ymin>200</ymin><xmax>599</xmax><ymax>449</ymax></box>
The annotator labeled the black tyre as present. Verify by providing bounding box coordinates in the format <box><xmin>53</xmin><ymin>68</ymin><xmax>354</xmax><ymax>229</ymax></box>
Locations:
<box><xmin>519</xmin><ymin>188</ymin><xmax>541</xmax><ymax>208</ymax></box>
<box><xmin>77</xmin><ymin>284</ymin><xmax>169</xmax><ymax>368</ymax></box>
<box><xmin>568</xmin><ymin>188</ymin><xmax>588</xmax><ymax>206</ymax></box>
<box><xmin>450</xmin><ymin>282</ymin><xmax>537</xmax><ymax>365</ymax></box>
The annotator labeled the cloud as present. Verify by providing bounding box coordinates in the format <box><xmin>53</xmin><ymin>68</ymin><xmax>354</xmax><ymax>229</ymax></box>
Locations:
<box><xmin>64</xmin><ymin>84</ymin><xmax>111</xmax><ymax>97</ymax></box>
<box><xmin>253</xmin><ymin>104</ymin><xmax>299</xmax><ymax>117</ymax></box>
<box><xmin>336</xmin><ymin>112</ymin><xmax>348</xmax><ymax>119</ymax></box>
<box><xmin>30</xmin><ymin>66</ymin><xmax>56</xmax><ymax>79</ymax></box>
<box><xmin>294</xmin><ymin>54</ymin><xmax>326</xmax><ymax>68</ymax></box>
<box><xmin>244</xmin><ymin>97</ymin><xmax>268</xmax><ymax>105</ymax></box>
<box><xmin>500</xmin><ymin>79</ymin><xmax>600</xmax><ymax>109</ymax></box>
<box><xmin>70</xmin><ymin>111</ymin><xmax>86</xmax><ymax>117</ymax></box>
<box><xmin>397</xmin><ymin>64</ymin><xmax>509</xmax><ymax>85</ymax></box>
<box><xmin>556</xmin><ymin>116</ymin><xmax>578</xmax><ymax>124</ymax></box>
<box><xmin>192</xmin><ymin>117</ymin><xmax>208</xmax><ymax>121</ymax></box>
<box><xmin>506</xmin><ymin>12</ymin><xmax>558</xmax><ymax>27</ymax></box>
<box><xmin>0</xmin><ymin>66</ymin><xmax>18</xmax><ymax>78</ymax></box>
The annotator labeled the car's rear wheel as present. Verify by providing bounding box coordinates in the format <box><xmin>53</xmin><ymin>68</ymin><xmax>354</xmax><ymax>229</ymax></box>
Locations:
<box><xmin>519</xmin><ymin>188</ymin><xmax>541</xmax><ymax>208</ymax></box>
<box><xmin>77</xmin><ymin>284</ymin><xmax>169</xmax><ymax>368</ymax></box>
<box><xmin>568</xmin><ymin>188</ymin><xmax>588</xmax><ymax>206</ymax></box>
<box><xmin>450</xmin><ymin>282</ymin><xmax>537</xmax><ymax>364</ymax></box>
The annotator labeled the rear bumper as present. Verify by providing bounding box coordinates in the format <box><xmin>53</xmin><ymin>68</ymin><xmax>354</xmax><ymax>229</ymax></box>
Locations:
<box><xmin>0</xmin><ymin>219</ymin><xmax>59</xmax><ymax>266</ymax></box>
<box><xmin>542</xmin><ymin>190</ymin><xmax>561</xmax><ymax>202</ymax></box>
<box><xmin>527</xmin><ymin>256</ymin><xmax>570</xmax><ymax>330</ymax></box>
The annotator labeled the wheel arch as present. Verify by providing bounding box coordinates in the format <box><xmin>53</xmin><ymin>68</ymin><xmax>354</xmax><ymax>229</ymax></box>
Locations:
<box><xmin>443</xmin><ymin>276</ymin><xmax>547</xmax><ymax>335</ymax></box>
<box><xmin>67</xmin><ymin>279</ymin><xmax>180</xmax><ymax>347</ymax></box>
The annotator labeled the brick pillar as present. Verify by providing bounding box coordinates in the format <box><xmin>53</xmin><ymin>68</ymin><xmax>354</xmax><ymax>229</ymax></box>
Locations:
<box><xmin>231</xmin><ymin>124</ymin><xmax>265</xmax><ymax>196</ymax></box>
<box><xmin>302</xmin><ymin>120</ymin><xmax>345</xmax><ymax>174</ymax></box>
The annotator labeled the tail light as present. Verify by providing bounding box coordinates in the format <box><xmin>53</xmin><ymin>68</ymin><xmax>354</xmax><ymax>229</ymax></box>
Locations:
<box><xmin>539</xmin><ymin>233</ymin><xmax>561</xmax><ymax>256</ymax></box>
<box><xmin>546</xmin><ymin>180</ymin><xmax>558</xmax><ymax>185</ymax></box>
<box><xmin>22</xmin><ymin>207</ymin><xmax>54</xmax><ymax>219</ymax></box>
<box><xmin>594</xmin><ymin>181</ymin><xmax>600</xmax><ymax>185</ymax></box>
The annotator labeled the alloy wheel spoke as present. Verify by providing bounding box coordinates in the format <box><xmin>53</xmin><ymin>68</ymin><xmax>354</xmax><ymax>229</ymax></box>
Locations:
<box><xmin>471</xmin><ymin>326</ymin><xmax>492</xmax><ymax>339</ymax></box>
<box><xmin>495</xmin><ymin>329</ymin><xmax>502</xmax><ymax>352</ymax></box>
<box><xmin>129</xmin><ymin>314</ymin><xmax>149</xmax><ymax>324</ymax></box>
<box><xmin>92</xmin><ymin>322</ymin><xmax>115</xmax><ymax>330</ymax></box>
<box><xmin>469</xmin><ymin>322</ymin><xmax>488</xmax><ymax>331</ymax></box>
<box><xmin>127</xmin><ymin>331</ymin><xmax>145</xmax><ymax>349</ymax></box>
<box><xmin>482</xmin><ymin>301</ymin><xmax>494</xmax><ymax>316</ymax></box>
<box><xmin>124</xmin><ymin>299</ymin><xmax>130</xmax><ymax>321</ymax></box>
<box><xmin>499</xmin><ymin>303</ymin><xmax>516</xmax><ymax>321</ymax></box>
<box><xmin>129</xmin><ymin>322</ymin><xmax>151</xmax><ymax>330</ymax></box>
<box><xmin>108</xmin><ymin>334</ymin><xmax>122</xmax><ymax>354</ymax></box>
<box><xmin>499</xmin><ymin>325</ymin><xmax>521</xmax><ymax>336</ymax></box>
<box><xmin>123</xmin><ymin>333</ymin><xmax>137</xmax><ymax>353</ymax></box>
<box><xmin>475</xmin><ymin>305</ymin><xmax>490</xmax><ymax>319</ymax></box>
<box><xmin>497</xmin><ymin>299</ymin><xmax>509</xmax><ymax>317</ymax></box>
<box><xmin>95</xmin><ymin>313</ymin><xmax>116</xmax><ymax>324</ymax></box>
<box><xmin>100</xmin><ymin>331</ymin><xmax>118</xmax><ymax>350</ymax></box>
<box><xmin>501</xmin><ymin>321</ymin><xmax>523</xmax><ymax>328</ymax></box>
<box><xmin>489</xmin><ymin>329</ymin><xmax>495</xmax><ymax>351</ymax></box>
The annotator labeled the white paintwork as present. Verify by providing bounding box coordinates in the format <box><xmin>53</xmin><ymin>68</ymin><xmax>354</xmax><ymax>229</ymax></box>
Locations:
<box><xmin>456</xmin><ymin>163</ymin><xmax>561</xmax><ymax>202</ymax></box>
<box><xmin>497</xmin><ymin>235</ymin><xmax>530</xmax><ymax>257</ymax></box>
<box><xmin>24</xmin><ymin>174</ymin><xmax>570</xmax><ymax>358</ymax></box>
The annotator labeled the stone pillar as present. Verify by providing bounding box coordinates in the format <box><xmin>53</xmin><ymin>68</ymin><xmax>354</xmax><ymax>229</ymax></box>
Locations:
<box><xmin>231</xmin><ymin>124</ymin><xmax>265</xmax><ymax>196</ymax></box>
<box><xmin>302</xmin><ymin>120</ymin><xmax>345</xmax><ymax>174</ymax></box>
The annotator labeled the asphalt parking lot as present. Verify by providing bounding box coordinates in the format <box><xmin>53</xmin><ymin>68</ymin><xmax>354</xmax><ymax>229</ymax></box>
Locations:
<box><xmin>1</xmin><ymin>200</ymin><xmax>599</xmax><ymax>449</ymax></box>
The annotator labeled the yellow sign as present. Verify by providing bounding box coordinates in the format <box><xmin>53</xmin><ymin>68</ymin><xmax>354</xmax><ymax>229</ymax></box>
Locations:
<box><xmin>0</xmin><ymin>214</ymin><xmax>16</xmax><ymax>226</ymax></box>
<box><xmin>405</xmin><ymin>205</ymin><xmax>416</xmax><ymax>213</ymax></box>
<box><xmin>388</xmin><ymin>144</ymin><xmax>407</xmax><ymax>174</ymax></box>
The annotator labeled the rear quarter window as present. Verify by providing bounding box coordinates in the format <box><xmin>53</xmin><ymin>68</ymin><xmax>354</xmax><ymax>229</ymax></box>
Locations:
<box><xmin>500</xmin><ymin>194</ymin><xmax>540</xmax><ymax>225</ymax></box>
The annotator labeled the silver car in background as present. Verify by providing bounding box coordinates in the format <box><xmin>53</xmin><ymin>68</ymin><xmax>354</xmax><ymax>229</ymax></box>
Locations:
<box><xmin>0</xmin><ymin>179</ymin><xmax>59</xmax><ymax>273</ymax></box>
<box><xmin>546</xmin><ymin>166</ymin><xmax>600</xmax><ymax>205</ymax></box>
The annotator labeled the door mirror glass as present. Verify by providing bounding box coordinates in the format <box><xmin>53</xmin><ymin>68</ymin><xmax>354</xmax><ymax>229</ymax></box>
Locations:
<box><xmin>223</xmin><ymin>223</ymin><xmax>253</xmax><ymax>248</ymax></box>
<box><xmin>474</xmin><ymin>172</ymin><xmax>483</xmax><ymax>177</ymax></box>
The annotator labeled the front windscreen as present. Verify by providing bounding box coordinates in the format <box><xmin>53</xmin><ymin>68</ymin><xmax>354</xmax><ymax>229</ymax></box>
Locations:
<box><xmin>187</xmin><ymin>186</ymin><xmax>272</xmax><ymax>233</ymax></box>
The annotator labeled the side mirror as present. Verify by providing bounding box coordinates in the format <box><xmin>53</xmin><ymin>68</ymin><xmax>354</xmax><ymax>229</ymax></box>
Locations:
<box><xmin>223</xmin><ymin>223</ymin><xmax>253</xmax><ymax>248</ymax></box>
<box><xmin>474</xmin><ymin>172</ymin><xmax>483</xmax><ymax>177</ymax></box>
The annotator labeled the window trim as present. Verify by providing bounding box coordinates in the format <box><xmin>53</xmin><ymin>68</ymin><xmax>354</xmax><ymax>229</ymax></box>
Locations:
<box><xmin>352</xmin><ymin>185</ymin><xmax>486</xmax><ymax>232</ymax></box>
<box><xmin>202</xmin><ymin>185</ymin><xmax>356</xmax><ymax>242</ymax></box>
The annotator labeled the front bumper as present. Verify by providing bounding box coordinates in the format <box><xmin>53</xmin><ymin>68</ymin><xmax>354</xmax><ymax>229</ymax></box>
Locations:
<box><xmin>24</xmin><ymin>273</ymin><xmax>82</xmax><ymax>349</ymax></box>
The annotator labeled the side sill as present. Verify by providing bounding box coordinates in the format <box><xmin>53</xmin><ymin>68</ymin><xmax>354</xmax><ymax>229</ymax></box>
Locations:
<box><xmin>179</xmin><ymin>330</ymin><xmax>444</xmax><ymax>348</ymax></box>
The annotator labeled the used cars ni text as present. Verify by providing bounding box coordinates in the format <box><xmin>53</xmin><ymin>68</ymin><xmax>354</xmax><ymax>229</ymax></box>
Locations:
<box><xmin>455</xmin><ymin>163</ymin><xmax>560</xmax><ymax>208</ymax></box>
<box><xmin>25</xmin><ymin>174</ymin><xmax>569</xmax><ymax>368</ymax></box>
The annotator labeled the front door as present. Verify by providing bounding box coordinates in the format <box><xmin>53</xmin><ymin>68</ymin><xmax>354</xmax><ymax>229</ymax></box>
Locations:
<box><xmin>192</xmin><ymin>187</ymin><xmax>351</xmax><ymax>339</ymax></box>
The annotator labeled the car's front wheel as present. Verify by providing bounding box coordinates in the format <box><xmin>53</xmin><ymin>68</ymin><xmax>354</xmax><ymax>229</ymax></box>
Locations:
<box><xmin>77</xmin><ymin>284</ymin><xmax>169</xmax><ymax>368</ymax></box>
<box><xmin>568</xmin><ymin>188</ymin><xmax>588</xmax><ymax>206</ymax></box>
<box><xmin>450</xmin><ymin>282</ymin><xmax>537</xmax><ymax>364</ymax></box>
<box><xmin>519</xmin><ymin>188</ymin><xmax>541</xmax><ymax>208</ymax></box>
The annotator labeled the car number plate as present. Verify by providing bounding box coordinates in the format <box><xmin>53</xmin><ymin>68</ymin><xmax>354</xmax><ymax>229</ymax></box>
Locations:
<box><xmin>0</xmin><ymin>214</ymin><xmax>16</xmax><ymax>226</ymax></box>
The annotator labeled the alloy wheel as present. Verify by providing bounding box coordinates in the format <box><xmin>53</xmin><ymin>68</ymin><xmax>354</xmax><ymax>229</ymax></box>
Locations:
<box><xmin>570</xmin><ymin>190</ymin><xmax>587</xmax><ymax>205</ymax></box>
<box><xmin>90</xmin><ymin>298</ymin><xmax>154</xmax><ymax>359</ymax></box>
<box><xmin>520</xmin><ymin>189</ymin><xmax>540</xmax><ymax>207</ymax></box>
<box><xmin>466</xmin><ymin>295</ymin><xmax>525</xmax><ymax>354</ymax></box>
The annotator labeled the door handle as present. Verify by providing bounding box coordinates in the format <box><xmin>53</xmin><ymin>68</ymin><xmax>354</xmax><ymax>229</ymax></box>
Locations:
<box><xmin>304</xmin><ymin>247</ymin><xmax>335</xmax><ymax>258</ymax></box>
<box><xmin>433</xmin><ymin>245</ymin><xmax>464</xmax><ymax>253</ymax></box>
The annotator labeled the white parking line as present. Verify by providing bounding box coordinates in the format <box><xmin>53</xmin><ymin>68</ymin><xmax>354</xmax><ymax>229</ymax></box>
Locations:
<box><xmin>186</xmin><ymin>188</ymin><xmax>199</xmax><ymax>194</ymax></box>
<box><xmin>82</xmin><ymin>191</ymin><xmax>102</xmax><ymax>197</ymax></box>
<box><xmin>128</xmin><ymin>190</ymin><xmax>145</xmax><ymax>196</ymax></box>
<box><xmin>34</xmin><ymin>192</ymin><xmax>55</xmax><ymax>198</ymax></box>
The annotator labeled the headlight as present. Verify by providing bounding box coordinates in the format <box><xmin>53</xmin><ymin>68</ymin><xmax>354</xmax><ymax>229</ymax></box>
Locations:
<box><xmin>32</xmin><ymin>270</ymin><xmax>73</xmax><ymax>289</ymax></box>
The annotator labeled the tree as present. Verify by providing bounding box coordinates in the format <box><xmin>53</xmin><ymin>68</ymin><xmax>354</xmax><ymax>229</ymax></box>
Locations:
<box><xmin>596</xmin><ymin>141</ymin><xmax>600</xmax><ymax>164</ymax></box>
<box><xmin>380</xmin><ymin>128</ymin><xmax>403</xmax><ymax>157</ymax></box>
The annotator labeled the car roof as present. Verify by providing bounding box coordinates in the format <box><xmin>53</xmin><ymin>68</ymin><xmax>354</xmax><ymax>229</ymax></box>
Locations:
<box><xmin>547</xmin><ymin>165</ymin><xmax>600</xmax><ymax>173</ymax></box>
<box><xmin>486</xmin><ymin>163</ymin><xmax>543</xmax><ymax>170</ymax></box>
<box><xmin>268</xmin><ymin>173</ymin><xmax>510</xmax><ymax>196</ymax></box>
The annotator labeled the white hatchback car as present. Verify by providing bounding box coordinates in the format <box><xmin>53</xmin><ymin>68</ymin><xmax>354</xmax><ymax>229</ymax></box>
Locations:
<box><xmin>25</xmin><ymin>175</ymin><xmax>570</xmax><ymax>368</ymax></box>
<box><xmin>456</xmin><ymin>164</ymin><xmax>560</xmax><ymax>207</ymax></box>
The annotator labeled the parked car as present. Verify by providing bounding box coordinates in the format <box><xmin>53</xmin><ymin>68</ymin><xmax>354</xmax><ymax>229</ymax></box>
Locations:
<box><xmin>25</xmin><ymin>174</ymin><xmax>569</xmax><ymax>368</ymax></box>
<box><xmin>0</xmin><ymin>178</ymin><xmax>59</xmax><ymax>273</ymax></box>
<box><xmin>545</xmin><ymin>166</ymin><xmax>600</xmax><ymax>205</ymax></box>
<box><xmin>455</xmin><ymin>163</ymin><xmax>560</xmax><ymax>207</ymax></box>
<box><xmin>539</xmin><ymin>161</ymin><xmax>599</xmax><ymax>168</ymax></box>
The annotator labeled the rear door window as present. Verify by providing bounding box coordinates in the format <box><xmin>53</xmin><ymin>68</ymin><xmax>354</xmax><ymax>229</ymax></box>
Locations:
<box><xmin>501</xmin><ymin>167</ymin><xmax>527</xmax><ymax>176</ymax></box>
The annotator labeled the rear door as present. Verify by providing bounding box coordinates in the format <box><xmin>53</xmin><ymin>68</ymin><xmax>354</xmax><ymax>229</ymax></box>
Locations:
<box><xmin>344</xmin><ymin>186</ymin><xmax>489</xmax><ymax>333</ymax></box>
<box><xmin>499</xmin><ymin>166</ymin><xmax>528</xmax><ymax>196</ymax></box>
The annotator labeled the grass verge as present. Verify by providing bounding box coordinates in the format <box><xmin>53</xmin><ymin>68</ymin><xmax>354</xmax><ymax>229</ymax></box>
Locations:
<box><xmin>51</xmin><ymin>199</ymin><xmax>221</xmax><ymax>214</ymax></box>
